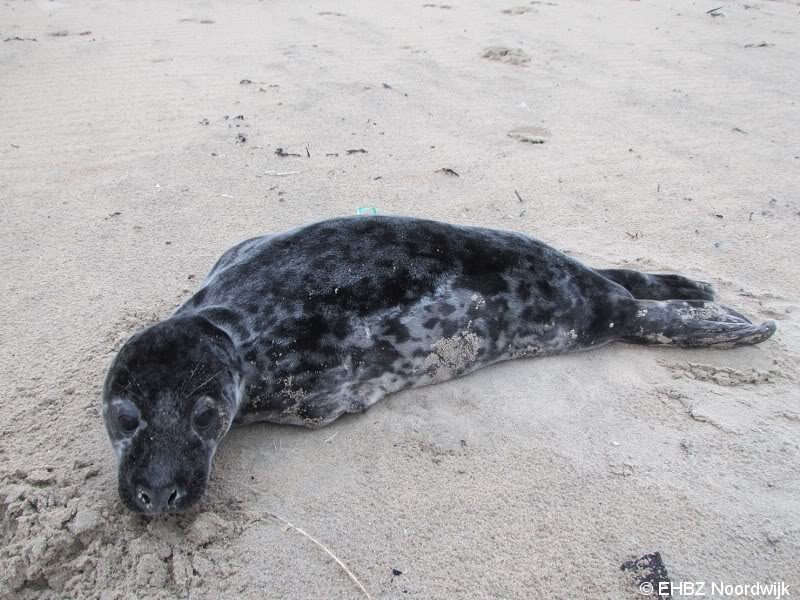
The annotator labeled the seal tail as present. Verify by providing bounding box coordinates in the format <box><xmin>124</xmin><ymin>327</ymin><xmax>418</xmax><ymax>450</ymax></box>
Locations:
<box><xmin>622</xmin><ymin>300</ymin><xmax>776</xmax><ymax>348</ymax></box>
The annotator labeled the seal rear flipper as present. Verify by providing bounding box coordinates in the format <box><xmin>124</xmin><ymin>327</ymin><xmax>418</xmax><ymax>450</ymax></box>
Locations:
<box><xmin>596</xmin><ymin>269</ymin><xmax>715</xmax><ymax>301</ymax></box>
<box><xmin>623</xmin><ymin>300</ymin><xmax>776</xmax><ymax>348</ymax></box>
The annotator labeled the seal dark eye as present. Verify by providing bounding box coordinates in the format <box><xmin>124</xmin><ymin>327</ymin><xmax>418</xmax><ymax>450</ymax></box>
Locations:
<box><xmin>118</xmin><ymin>414</ymin><xmax>139</xmax><ymax>433</ymax></box>
<box><xmin>193</xmin><ymin>408</ymin><xmax>214</xmax><ymax>430</ymax></box>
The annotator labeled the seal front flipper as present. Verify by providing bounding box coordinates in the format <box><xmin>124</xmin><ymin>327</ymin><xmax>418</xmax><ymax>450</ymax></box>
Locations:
<box><xmin>622</xmin><ymin>299</ymin><xmax>777</xmax><ymax>348</ymax></box>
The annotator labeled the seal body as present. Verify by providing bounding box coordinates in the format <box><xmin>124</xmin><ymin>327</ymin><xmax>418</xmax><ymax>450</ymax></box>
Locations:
<box><xmin>187</xmin><ymin>216</ymin><xmax>636</xmax><ymax>427</ymax></box>
<box><xmin>103</xmin><ymin>215</ymin><xmax>776</xmax><ymax>512</ymax></box>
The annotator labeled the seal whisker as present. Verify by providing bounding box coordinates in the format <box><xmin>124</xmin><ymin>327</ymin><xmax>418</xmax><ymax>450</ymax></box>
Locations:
<box><xmin>179</xmin><ymin>362</ymin><xmax>203</xmax><ymax>394</ymax></box>
<box><xmin>119</xmin><ymin>364</ymin><xmax>147</xmax><ymax>397</ymax></box>
<box><xmin>185</xmin><ymin>369</ymin><xmax>224</xmax><ymax>397</ymax></box>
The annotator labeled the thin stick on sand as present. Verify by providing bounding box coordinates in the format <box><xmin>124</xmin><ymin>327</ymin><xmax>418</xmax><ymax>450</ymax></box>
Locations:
<box><xmin>247</xmin><ymin>510</ymin><xmax>372</xmax><ymax>599</ymax></box>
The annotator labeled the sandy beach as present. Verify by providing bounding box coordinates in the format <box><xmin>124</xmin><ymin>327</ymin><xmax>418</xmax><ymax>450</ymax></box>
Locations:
<box><xmin>1</xmin><ymin>0</ymin><xmax>799</xmax><ymax>598</ymax></box>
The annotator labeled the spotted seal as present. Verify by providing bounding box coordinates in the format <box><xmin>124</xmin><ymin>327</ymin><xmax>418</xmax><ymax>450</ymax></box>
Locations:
<box><xmin>103</xmin><ymin>215</ymin><xmax>776</xmax><ymax>513</ymax></box>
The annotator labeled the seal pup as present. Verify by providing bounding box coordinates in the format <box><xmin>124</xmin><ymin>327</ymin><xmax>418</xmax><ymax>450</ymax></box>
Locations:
<box><xmin>102</xmin><ymin>215</ymin><xmax>776</xmax><ymax>513</ymax></box>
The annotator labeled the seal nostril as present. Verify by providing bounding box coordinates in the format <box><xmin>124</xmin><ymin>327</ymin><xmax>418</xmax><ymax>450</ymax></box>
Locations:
<box><xmin>168</xmin><ymin>489</ymin><xmax>179</xmax><ymax>507</ymax></box>
<box><xmin>138</xmin><ymin>490</ymin><xmax>151</xmax><ymax>508</ymax></box>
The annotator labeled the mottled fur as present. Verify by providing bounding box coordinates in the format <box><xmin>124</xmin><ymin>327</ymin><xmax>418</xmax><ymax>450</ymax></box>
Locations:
<box><xmin>103</xmin><ymin>216</ymin><xmax>776</xmax><ymax>512</ymax></box>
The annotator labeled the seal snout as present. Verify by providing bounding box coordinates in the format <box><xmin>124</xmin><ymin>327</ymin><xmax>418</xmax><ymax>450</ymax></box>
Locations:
<box><xmin>121</xmin><ymin>459</ymin><xmax>207</xmax><ymax>515</ymax></box>
<box><xmin>134</xmin><ymin>484</ymin><xmax>186</xmax><ymax>513</ymax></box>
<box><xmin>122</xmin><ymin>453</ymin><xmax>208</xmax><ymax>514</ymax></box>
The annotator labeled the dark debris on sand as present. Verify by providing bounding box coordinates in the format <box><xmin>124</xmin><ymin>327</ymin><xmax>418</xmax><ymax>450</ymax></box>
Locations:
<box><xmin>275</xmin><ymin>148</ymin><xmax>301</xmax><ymax>157</ymax></box>
<box><xmin>621</xmin><ymin>552</ymin><xmax>671</xmax><ymax>598</ymax></box>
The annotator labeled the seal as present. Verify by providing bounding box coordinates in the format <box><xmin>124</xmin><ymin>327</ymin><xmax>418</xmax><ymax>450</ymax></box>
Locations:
<box><xmin>102</xmin><ymin>215</ymin><xmax>776</xmax><ymax>513</ymax></box>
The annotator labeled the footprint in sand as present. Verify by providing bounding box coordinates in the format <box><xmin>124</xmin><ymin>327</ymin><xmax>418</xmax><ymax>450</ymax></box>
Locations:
<box><xmin>482</xmin><ymin>46</ymin><xmax>530</xmax><ymax>66</ymax></box>
<box><xmin>663</xmin><ymin>363</ymin><xmax>779</xmax><ymax>387</ymax></box>
<box><xmin>508</xmin><ymin>126</ymin><xmax>551</xmax><ymax>144</ymax></box>
<box><xmin>502</xmin><ymin>6</ymin><xmax>537</xmax><ymax>14</ymax></box>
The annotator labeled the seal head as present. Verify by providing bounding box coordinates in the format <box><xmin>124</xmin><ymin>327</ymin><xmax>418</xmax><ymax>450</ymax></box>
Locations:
<box><xmin>102</xmin><ymin>314</ymin><xmax>241</xmax><ymax>514</ymax></box>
